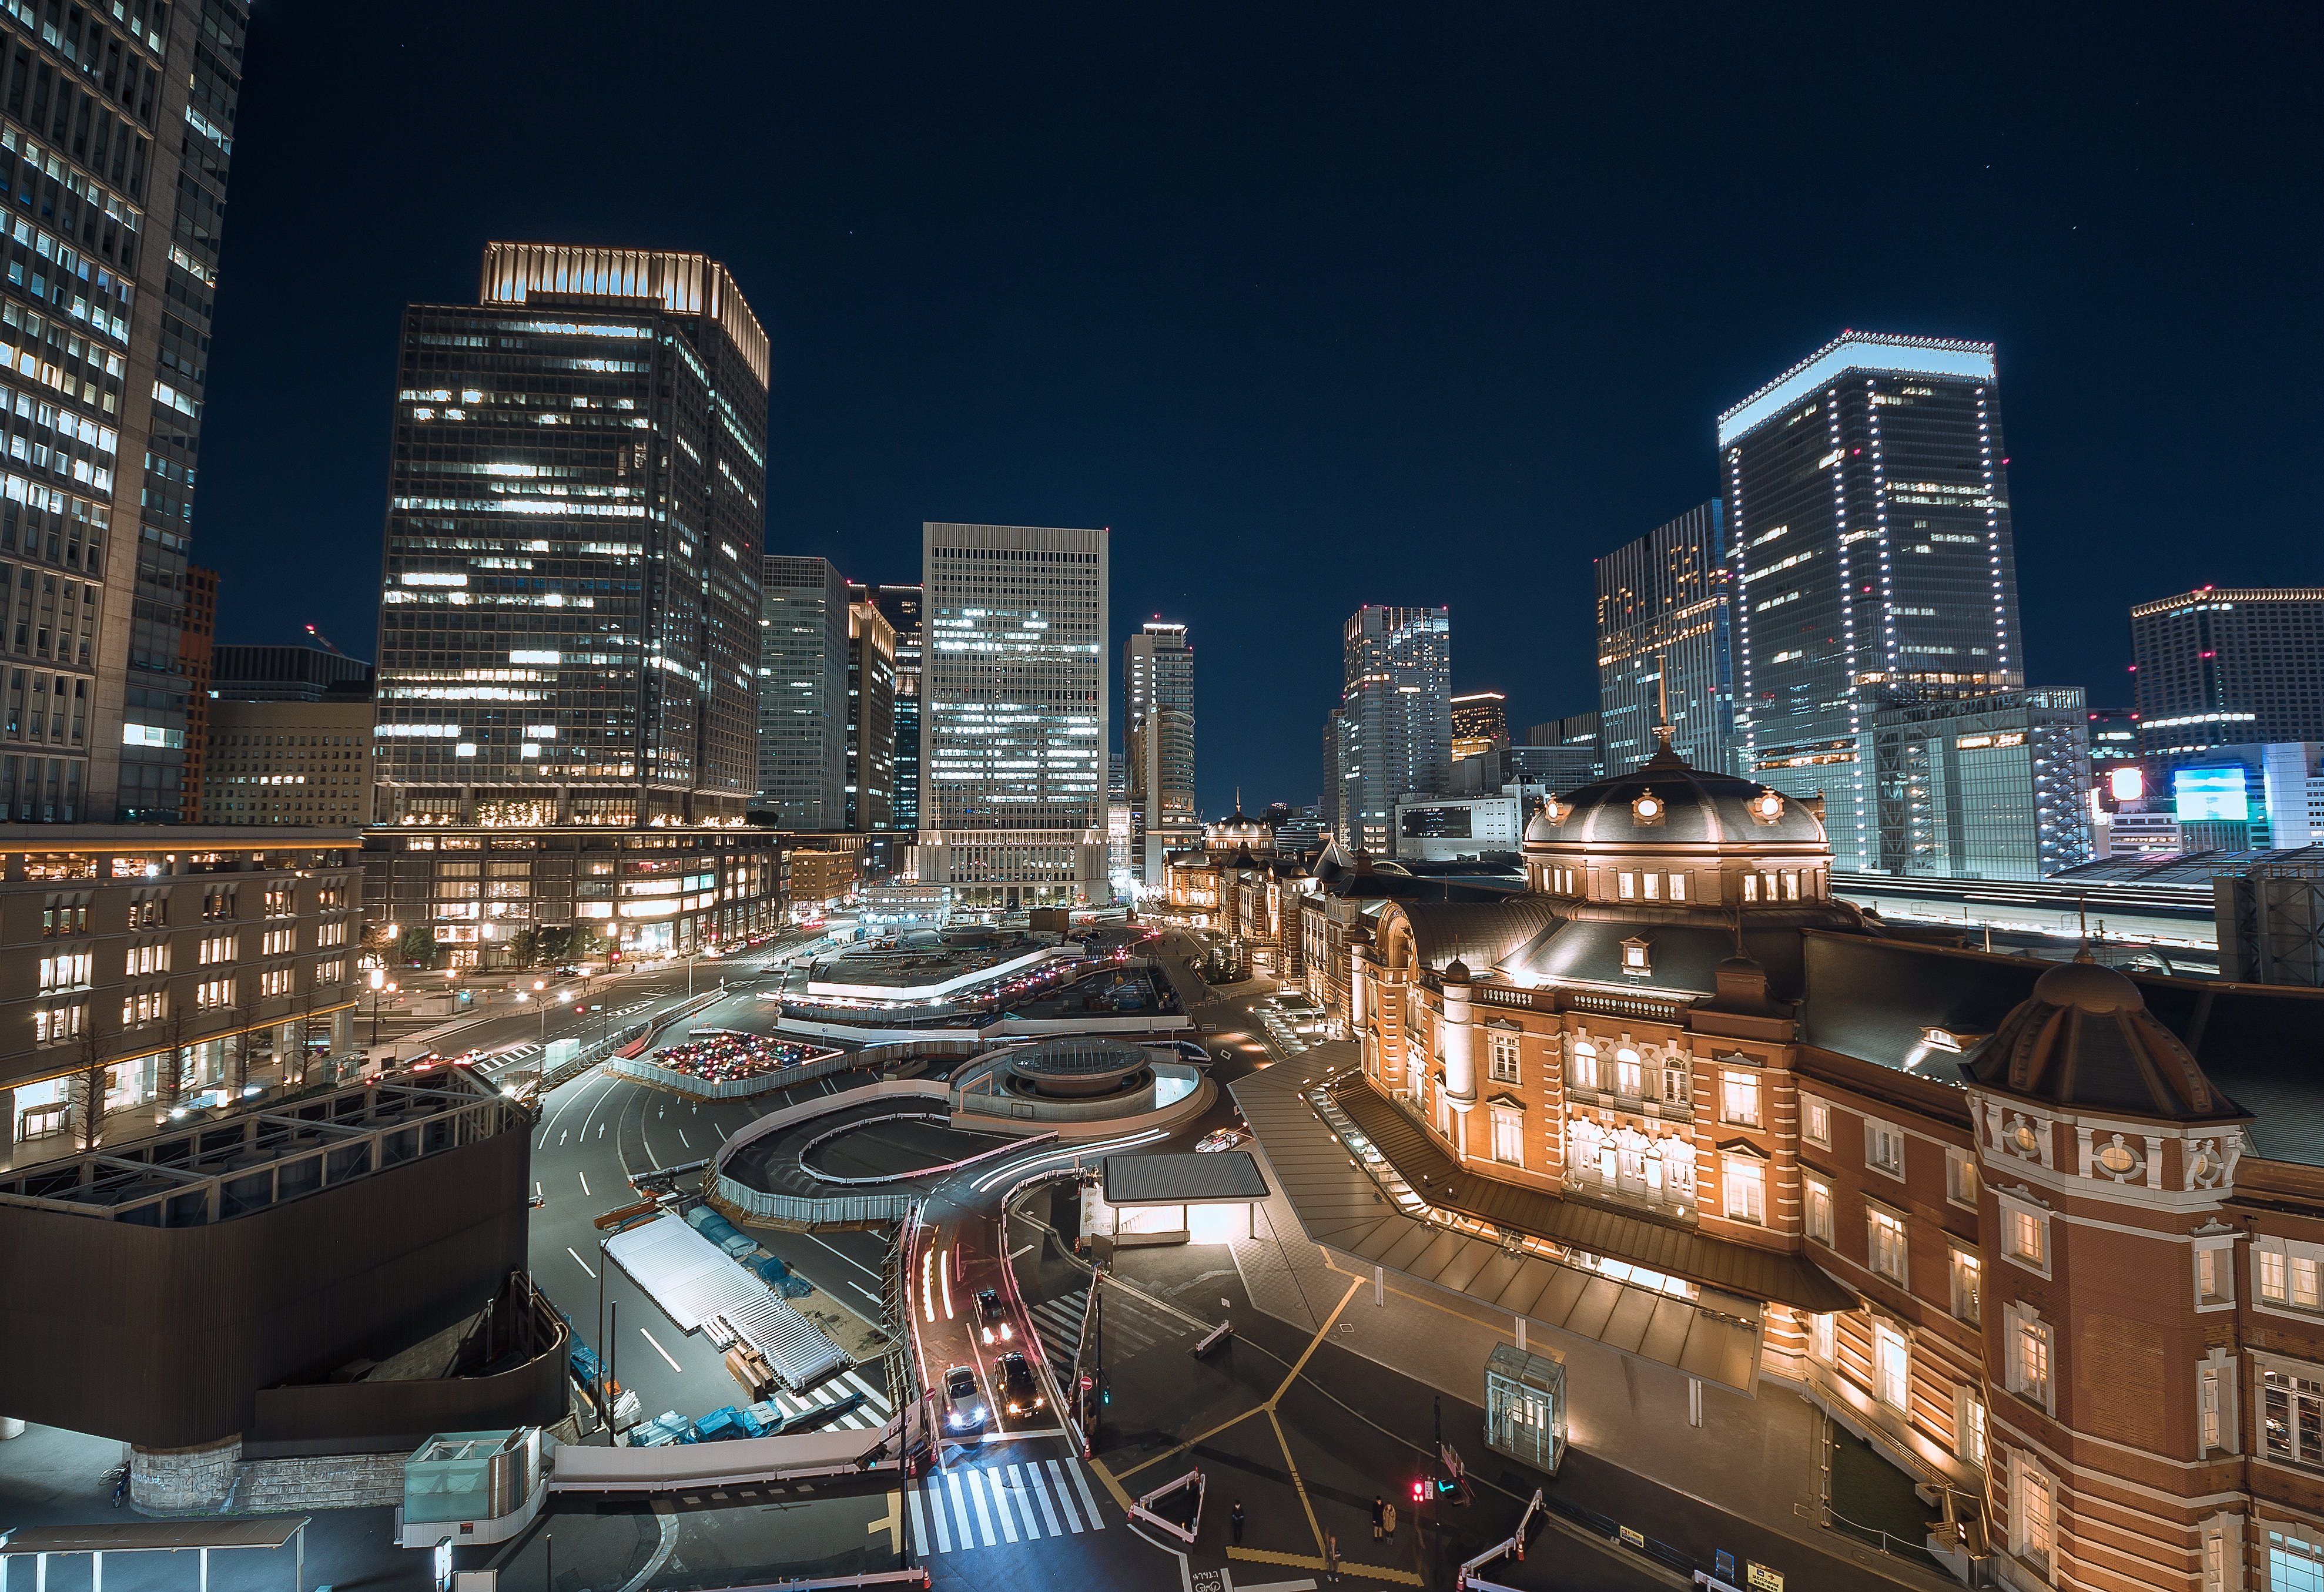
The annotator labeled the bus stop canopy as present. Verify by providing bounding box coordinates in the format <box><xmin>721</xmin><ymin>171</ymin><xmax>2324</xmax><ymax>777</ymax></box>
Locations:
<box><xmin>1101</xmin><ymin>1151</ymin><xmax>1267</xmax><ymax>1206</ymax></box>
<box><xmin>2</xmin><ymin>1520</ymin><xmax>307</xmax><ymax>1553</ymax></box>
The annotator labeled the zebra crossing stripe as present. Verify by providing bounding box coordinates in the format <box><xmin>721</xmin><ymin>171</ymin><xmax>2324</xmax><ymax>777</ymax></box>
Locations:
<box><xmin>1046</xmin><ymin>1459</ymin><xmax>1083</xmax><ymax>1533</ymax></box>
<box><xmin>1027</xmin><ymin>1461</ymin><xmax>1063</xmax><ymax>1535</ymax></box>
<box><xmin>909</xmin><ymin>1484</ymin><xmax>930</xmax><ymax>1556</ymax></box>
<box><xmin>946</xmin><ymin>1470</ymin><xmax>970</xmax><ymax>1549</ymax></box>
<box><xmin>967</xmin><ymin>1467</ymin><xmax>998</xmax><ymax>1546</ymax></box>
<box><xmin>1010</xmin><ymin>1464</ymin><xmax>1046</xmax><ymax>1538</ymax></box>
<box><xmin>988</xmin><ymin>1466</ymin><xmax>1020</xmax><ymax>1544</ymax></box>
<box><xmin>1064</xmin><ymin>1457</ymin><xmax>1104</xmax><ymax>1527</ymax></box>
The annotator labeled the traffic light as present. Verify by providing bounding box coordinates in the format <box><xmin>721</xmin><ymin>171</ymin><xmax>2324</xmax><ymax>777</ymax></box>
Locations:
<box><xmin>1411</xmin><ymin>1480</ymin><xmax>1425</xmax><ymax>1503</ymax></box>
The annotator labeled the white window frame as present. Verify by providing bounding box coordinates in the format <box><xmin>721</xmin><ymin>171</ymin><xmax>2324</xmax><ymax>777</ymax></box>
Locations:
<box><xmin>1955</xmin><ymin>1385</ymin><xmax>1987</xmax><ymax>1470</ymax></box>
<box><xmin>1489</xmin><ymin>1106</ymin><xmax>1524</xmax><ymax>1169</ymax></box>
<box><xmin>1809</xmin><ymin>1311</ymin><xmax>1834</xmax><ymax>1363</ymax></box>
<box><xmin>1488</xmin><ymin>1030</ymin><xmax>1521</xmax><ymax>1085</ymax></box>
<box><xmin>1945</xmin><ymin>1145</ymin><xmax>1978</xmax><ymax>1209</ymax></box>
<box><xmin>2004</xmin><ymin>1303</ymin><xmax>2054</xmax><ymax>1415</ymax></box>
<box><xmin>1804</xmin><ymin>1172</ymin><xmax>1833</xmax><ymax>1246</ymax></box>
<box><xmin>1864</xmin><ymin>1116</ymin><xmax>1906</xmax><ymax>1181</ymax></box>
<box><xmin>2011</xmin><ymin>1451</ymin><xmax>2055</xmax><ymax>1572</ymax></box>
<box><xmin>1998</xmin><ymin>1195</ymin><xmax>2052</xmax><ymax>1279</ymax></box>
<box><xmin>1801</xmin><ymin>1093</ymin><xmax>1831</xmax><ymax>1150</ymax></box>
<box><xmin>2198</xmin><ymin>1353</ymin><xmax>2238</xmax><ymax>1454</ymax></box>
<box><xmin>1874</xmin><ymin>1323</ymin><xmax>1910</xmax><ymax>1412</ymax></box>
<box><xmin>2194</xmin><ymin>1236</ymin><xmax>2236</xmax><ymax>1312</ymax></box>
<box><xmin>1721</xmin><ymin>1154</ymin><xmax>1766</xmax><ymax>1225</ymax></box>
<box><xmin>2254</xmin><ymin>1235</ymin><xmax>2324</xmax><ymax>1318</ymax></box>
<box><xmin>1866</xmin><ymin>1204</ymin><xmax>1909</xmax><ymax>1287</ymax></box>
<box><xmin>1569</xmin><ymin>1040</ymin><xmax>1598</xmax><ymax>1092</ymax></box>
<box><xmin>1720</xmin><ymin>1069</ymin><xmax>1762</xmax><ymax>1128</ymax></box>
<box><xmin>1950</xmin><ymin>1245</ymin><xmax>1982</xmax><ymax>1326</ymax></box>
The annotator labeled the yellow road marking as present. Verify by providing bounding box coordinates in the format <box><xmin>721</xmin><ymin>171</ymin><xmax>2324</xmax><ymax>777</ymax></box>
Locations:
<box><xmin>1274</xmin><ymin>1276</ymin><xmax>1364</xmax><ymax>1400</ymax></box>
<box><xmin>1086</xmin><ymin>1453</ymin><xmax>1136</xmax><ymax>1514</ymax></box>
<box><xmin>865</xmin><ymin>1490</ymin><xmax>900</xmax><ymax>1554</ymax></box>
<box><xmin>1270</xmin><ymin>1406</ymin><xmax>1324</xmax><ymax>1556</ymax></box>
<box><xmin>1116</xmin><ymin>1404</ymin><xmax>1268</xmax><ymax>1483</ymax></box>
<box><xmin>1227</xmin><ymin>1546</ymin><xmax>1423</xmax><ymax>1586</ymax></box>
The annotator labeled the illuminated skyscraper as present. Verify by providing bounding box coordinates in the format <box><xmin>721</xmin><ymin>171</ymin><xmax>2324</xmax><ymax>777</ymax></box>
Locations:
<box><xmin>758</xmin><ymin>556</ymin><xmax>849</xmax><ymax>830</ymax></box>
<box><xmin>2129</xmin><ymin>587</ymin><xmax>2324</xmax><ymax>758</ymax></box>
<box><xmin>1449</xmin><ymin>691</ymin><xmax>1508</xmax><ymax>763</ymax></box>
<box><xmin>916</xmin><ymin>522</ymin><xmax>1109</xmax><ymax>909</ymax></box>
<box><xmin>1124</xmin><ymin>620</ymin><xmax>1195</xmax><ymax>886</ymax></box>
<box><xmin>367</xmin><ymin>245</ymin><xmax>783</xmax><ymax>963</ymax></box>
<box><xmin>0</xmin><ymin>1</ymin><xmax>250</xmax><ymax>821</ymax></box>
<box><xmin>845</xmin><ymin>595</ymin><xmax>895</xmax><ymax>832</ymax></box>
<box><xmin>1338</xmin><ymin>605</ymin><xmax>1451</xmax><ymax>854</ymax></box>
<box><xmin>1596</xmin><ymin>502</ymin><xmax>1733</xmax><ymax>775</ymax></box>
<box><xmin>1720</xmin><ymin>333</ymin><xmax>2024</xmax><ymax>870</ymax></box>
<box><xmin>869</xmin><ymin>584</ymin><xmax>923</xmax><ymax>831</ymax></box>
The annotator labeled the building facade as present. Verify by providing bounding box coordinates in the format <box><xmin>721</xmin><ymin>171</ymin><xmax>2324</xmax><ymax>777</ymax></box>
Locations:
<box><xmin>757</xmin><ymin>555</ymin><xmax>849</xmax><ymax>830</ymax></box>
<box><xmin>865</xmin><ymin>582</ymin><xmax>921</xmax><ymax>832</ymax></box>
<box><xmin>0</xmin><ymin>2</ymin><xmax>250</xmax><ymax>822</ymax></box>
<box><xmin>209</xmin><ymin>644</ymin><xmax>374</xmax><ymax>703</ymax></box>
<box><xmin>1869</xmin><ymin>687</ymin><xmax>2095</xmax><ymax>880</ymax></box>
<box><xmin>1393</xmin><ymin>790</ymin><xmax>1532</xmax><ymax>862</ymax></box>
<box><xmin>1337</xmin><ymin>605</ymin><xmax>1452</xmax><ymax>856</ymax></box>
<box><xmin>916</xmin><ymin>522</ymin><xmax>1110</xmax><ymax>910</ymax></box>
<box><xmin>374</xmin><ymin>244</ymin><xmax>766</xmax><ymax>833</ymax></box>
<box><xmin>1305</xmin><ymin>739</ymin><xmax>2324</xmax><ymax>1592</ymax></box>
<box><xmin>1125</xmin><ymin>620</ymin><xmax>1196</xmax><ymax>887</ymax></box>
<box><xmin>1596</xmin><ymin>501</ymin><xmax>1734</xmax><ymax>775</ymax></box>
<box><xmin>845</xmin><ymin>595</ymin><xmax>895</xmax><ymax>832</ymax></box>
<box><xmin>177</xmin><ymin>565</ymin><xmax>216</xmax><ymax>822</ymax></box>
<box><xmin>1451</xmin><ymin>690</ymin><xmax>1509</xmax><ymax>764</ymax></box>
<box><xmin>2131</xmin><ymin>588</ymin><xmax>2324</xmax><ymax>760</ymax></box>
<box><xmin>1519</xmin><ymin>711</ymin><xmax>1603</xmax><ymax>788</ymax></box>
<box><xmin>1722</xmin><ymin>333</ymin><xmax>2025</xmax><ymax>871</ymax></box>
<box><xmin>201</xmin><ymin>697</ymin><xmax>374</xmax><ymax>827</ymax></box>
<box><xmin>0</xmin><ymin>827</ymin><xmax>361</xmax><ymax>1161</ymax></box>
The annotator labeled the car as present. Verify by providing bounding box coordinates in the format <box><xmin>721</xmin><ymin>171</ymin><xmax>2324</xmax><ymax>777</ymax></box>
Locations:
<box><xmin>943</xmin><ymin>1365</ymin><xmax>987</xmax><ymax>1432</ymax></box>
<box><xmin>995</xmin><ymin>1352</ymin><xmax>1045</xmax><ymax>1416</ymax></box>
<box><xmin>1196</xmin><ymin>1128</ymin><xmax>1248</xmax><ymax>1154</ymax></box>
<box><xmin>976</xmin><ymin>1288</ymin><xmax>1013</xmax><ymax>1343</ymax></box>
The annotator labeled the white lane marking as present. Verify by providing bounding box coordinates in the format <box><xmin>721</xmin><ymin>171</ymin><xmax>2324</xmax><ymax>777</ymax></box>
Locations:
<box><xmin>639</xmin><ymin>1327</ymin><xmax>683</xmax><ymax>1373</ymax></box>
<box><xmin>1027</xmin><ymin>1459</ymin><xmax>1063</xmax><ymax>1535</ymax></box>
<box><xmin>1046</xmin><ymin>1459</ymin><xmax>1083</xmax><ymax>1533</ymax></box>
<box><xmin>849</xmin><ymin>1281</ymin><xmax>883</xmax><ymax>1306</ymax></box>
<box><xmin>1007</xmin><ymin>1463</ymin><xmax>1043</xmax><ymax>1538</ymax></box>
<box><xmin>1066</xmin><ymin>1458</ymin><xmax>1104</xmax><ymax>1528</ymax></box>
<box><xmin>716</xmin><ymin>1122</ymin><xmax>728</xmax><ymax>1141</ymax></box>
<box><xmin>1009</xmin><ymin>1244</ymin><xmax>1034</xmax><ymax>1261</ymax></box>
<box><xmin>566</xmin><ymin>1246</ymin><xmax>595</xmax><ymax>1279</ymax></box>
<box><xmin>558</xmin><ymin>1131</ymin><xmax>569</xmax><ymax>1147</ymax></box>
<box><xmin>908</xmin><ymin>1484</ymin><xmax>929</xmax><ymax>1556</ymax></box>
<box><xmin>578</xmin><ymin>1170</ymin><xmax>591</xmax><ymax>1197</ymax></box>
<box><xmin>534</xmin><ymin>1181</ymin><xmax>543</xmax><ymax>1203</ymax></box>
<box><xmin>805</xmin><ymin>1231</ymin><xmax>880</xmax><ymax>1279</ymax></box>
<box><xmin>574</xmin><ymin>1074</ymin><xmax>623</xmax><ymax>1143</ymax></box>
<box><xmin>598</xmin><ymin>1122</ymin><xmax>605</xmax><ymax>1138</ymax></box>
<box><xmin>968</xmin><ymin>1467</ymin><xmax>1002</xmax><ymax>1545</ymax></box>
<box><xmin>990</xmin><ymin>1464</ymin><xmax>1021</xmax><ymax>1543</ymax></box>
<box><xmin>678</xmin><ymin>1128</ymin><xmax>690</xmax><ymax>1149</ymax></box>
<box><xmin>945</xmin><ymin>1471</ymin><xmax>971</xmax><ymax>1548</ymax></box>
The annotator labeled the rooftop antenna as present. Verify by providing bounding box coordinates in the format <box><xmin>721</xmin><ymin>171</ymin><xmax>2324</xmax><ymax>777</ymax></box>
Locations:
<box><xmin>2075</xmin><ymin>895</ymin><xmax>2094</xmax><ymax>962</ymax></box>
<box><xmin>1652</xmin><ymin>653</ymin><xmax>1676</xmax><ymax>756</ymax></box>
<box><xmin>304</xmin><ymin>623</ymin><xmax>345</xmax><ymax>657</ymax></box>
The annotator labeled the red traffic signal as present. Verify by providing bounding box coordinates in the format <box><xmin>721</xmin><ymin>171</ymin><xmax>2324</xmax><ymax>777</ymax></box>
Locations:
<box><xmin>1411</xmin><ymin>1480</ymin><xmax>1425</xmax><ymax>1502</ymax></box>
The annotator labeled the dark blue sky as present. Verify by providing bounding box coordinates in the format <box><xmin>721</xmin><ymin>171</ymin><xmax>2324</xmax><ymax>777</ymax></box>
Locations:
<box><xmin>197</xmin><ymin>4</ymin><xmax>2320</xmax><ymax>814</ymax></box>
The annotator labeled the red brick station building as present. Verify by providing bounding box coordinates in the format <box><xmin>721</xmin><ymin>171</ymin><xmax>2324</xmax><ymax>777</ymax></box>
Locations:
<box><xmin>1292</xmin><ymin>735</ymin><xmax>2324</xmax><ymax>1592</ymax></box>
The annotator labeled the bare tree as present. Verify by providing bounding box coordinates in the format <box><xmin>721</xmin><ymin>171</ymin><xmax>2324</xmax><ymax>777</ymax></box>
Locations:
<box><xmin>75</xmin><ymin>1022</ymin><xmax>106</xmax><ymax>1152</ymax></box>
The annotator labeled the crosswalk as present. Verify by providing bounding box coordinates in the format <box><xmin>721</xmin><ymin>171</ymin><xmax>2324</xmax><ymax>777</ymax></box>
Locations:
<box><xmin>1026</xmin><ymin>1278</ymin><xmax>1197</xmax><ymax>1394</ymax></box>
<box><xmin>1026</xmin><ymin>1286</ymin><xmax>1090</xmax><ymax>1391</ymax></box>
<box><xmin>762</xmin><ymin>1367</ymin><xmax>895</xmax><ymax>1432</ymax></box>
<box><xmin>908</xmin><ymin>1449</ymin><xmax>1109</xmax><ymax>1556</ymax></box>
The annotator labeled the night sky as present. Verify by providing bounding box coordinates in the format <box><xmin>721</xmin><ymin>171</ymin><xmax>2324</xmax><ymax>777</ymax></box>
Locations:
<box><xmin>196</xmin><ymin>5</ymin><xmax>2320</xmax><ymax>814</ymax></box>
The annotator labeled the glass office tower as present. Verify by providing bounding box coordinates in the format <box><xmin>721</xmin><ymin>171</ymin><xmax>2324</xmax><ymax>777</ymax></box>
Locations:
<box><xmin>1338</xmin><ymin>605</ymin><xmax>1451</xmax><ymax>855</ymax></box>
<box><xmin>845</xmin><ymin>595</ymin><xmax>895</xmax><ymax>832</ymax></box>
<box><xmin>869</xmin><ymin>584</ymin><xmax>922</xmax><ymax>832</ymax></box>
<box><xmin>1870</xmin><ymin>687</ymin><xmax>2092</xmax><ymax>880</ymax></box>
<box><xmin>758</xmin><ymin>556</ymin><xmax>849</xmax><ymax>830</ymax></box>
<box><xmin>2129</xmin><ymin>587</ymin><xmax>2324</xmax><ymax>757</ymax></box>
<box><xmin>0</xmin><ymin>1</ymin><xmax>248</xmax><ymax>820</ymax></box>
<box><xmin>374</xmin><ymin>245</ymin><xmax>768</xmax><ymax>828</ymax></box>
<box><xmin>1124</xmin><ymin>619</ymin><xmax>1195</xmax><ymax>886</ymax></box>
<box><xmin>917</xmin><ymin>522</ymin><xmax>1109</xmax><ymax>909</ymax></box>
<box><xmin>1720</xmin><ymin>333</ymin><xmax>2023</xmax><ymax>870</ymax></box>
<box><xmin>1596</xmin><ymin>501</ymin><xmax>1733</xmax><ymax>776</ymax></box>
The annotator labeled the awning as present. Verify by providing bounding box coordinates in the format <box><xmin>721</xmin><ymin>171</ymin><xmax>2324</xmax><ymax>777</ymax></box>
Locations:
<box><xmin>1</xmin><ymin>1519</ymin><xmax>307</xmax><ymax>1552</ymax></box>
<box><xmin>1230</xmin><ymin>1051</ymin><xmax>1770</xmax><ymax>1395</ymax></box>
<box><xmin>1102</xmin><ymin>1151</ymin><xmax>1267</xmax><ymax>1206</ymax></box>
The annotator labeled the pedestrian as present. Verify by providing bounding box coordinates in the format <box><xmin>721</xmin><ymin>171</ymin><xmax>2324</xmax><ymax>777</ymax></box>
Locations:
<box><xmin>1325</xmin><ymin>1530</ymin><xmax>1340</xmax><ymax>1583</ymax></box>
<box><xmin>1383</xmin><ymin>1499</ymin><xmax>1397</xmax><ymax>1541</ymax></box>
<box><xmin>1231</xmin><ymin>1499</ymin><xmax>1245</xmax><ymax>1546</ymax></box>
<box><xmin>1371</xmin><ymin>1494</ymin><xmax>1385</xmax><ymax>1541</ymax></box>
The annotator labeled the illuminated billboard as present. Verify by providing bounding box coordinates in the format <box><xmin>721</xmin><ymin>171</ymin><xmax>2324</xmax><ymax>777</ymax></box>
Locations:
<box><xmin>2172</xmin><ymin>766</ymin><xmax>2249</xmax><ymax>823</ymax></box>
<box><xmin>2108</xmin><ymin>766</ymin><xmax>2145</xmax><ymax>805</ymax></box>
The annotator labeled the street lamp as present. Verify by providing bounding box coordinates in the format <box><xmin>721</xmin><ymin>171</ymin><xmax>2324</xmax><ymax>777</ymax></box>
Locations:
<box><xmin>367</xmin><ymin>968</ymin><xmax>399</xmax><ymax>1050</ymax></box>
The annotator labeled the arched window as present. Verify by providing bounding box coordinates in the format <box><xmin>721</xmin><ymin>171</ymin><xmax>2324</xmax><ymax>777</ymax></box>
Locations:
<box><xmin>1615</xmin><ymin>1047</ymin><xmax>1642</xmax><ymax>1097</ymax></box>
<box><xmin>1570</xmin><ymin>1038</ymin><xmax>1598</xmax><ymax>1091</ymax></box>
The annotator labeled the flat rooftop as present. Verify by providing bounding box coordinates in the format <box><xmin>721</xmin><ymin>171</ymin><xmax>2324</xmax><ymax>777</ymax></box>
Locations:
<box><xmin>1102</xmin><ymin>1151</ymin><xmax>1268</xmax><ymax>1206</ymax></box>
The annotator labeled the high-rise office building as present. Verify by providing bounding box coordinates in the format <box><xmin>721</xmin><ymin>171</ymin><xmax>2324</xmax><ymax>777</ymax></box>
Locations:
<box><xmin>845</xmin><ymin>595</ymin><xmax>895</xmax><ymax>833</ymax></box>
<box><xmin>209</xmin><ymin>644</ymin><xmax>373</xmax><ymax>703</ymax></box>
<box><xmin>0</xmin><ymin>1</ymin><xmax>250</xmax><ymax>822</ymax></box>
<box><xmin>2129</xmin><ymin>586</ymin><xmax>2324</xmax><ymax>757</ymax></box>
<box><xmin>1869</xmin><ymin>686</ymin><xmax>2093</xmax><ymax>880</ymax></box>
<box><xmin>756</xmin><ymin>557</ymin><xmax>849</xmax><ymax>830</ymax></box>
<box><xmin>368</xmin><ymin>244</ymin><xmax>783</xmax><ymax>963</ymax></box>
<box><xmin>178</xmin><ymin>565</ymin><xmax>218</xmax><ymax>821</ymax></box>
<box><xmin>1124</xmin><ymin>620</ymin><xmax>1196</xmax><ymax>886</ymax></box>
<box><xmin>1449</xmin><ymin>691</ymin><xmax>1508</xmax><ymax>763</ymax></box>
<box><xmin>1514</xmin><ymin>711</ymin><xmax>1602</xmax><ymax>789</ymax></box>
<box><xmin>917</xmin><ymin>522</ymin><xmax>1110</xmax><ymax>909</ymax></box>
<box><xmin>1721</xmin><ymin>332</ymin><xmax>2024</xmax><ymax>870</ymax></box>
<box><xmin>1321</xmin><ymin>710</ymin><xmax>1347</xmax><ymax>846</ymax></box>
<box><xmin>1335</xmin><ymin>605</ymin><xmax>1451</xmax><ymax>855</ymax></box>
<box><xmin>869</xmin><ymin>584</ymin><xmax>922</xmax><ymax>832</ymax></box>
<box><xmin>1596</xmin><ymin>501</ymin><xmax>1734</xmax><ymax>775</ymax></box>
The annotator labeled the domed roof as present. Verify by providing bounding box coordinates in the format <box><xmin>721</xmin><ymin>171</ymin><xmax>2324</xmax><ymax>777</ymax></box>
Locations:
<box><xmin>1965</xmin><ymin>953</ymin><xmax>2245</xmax><ymax>1122</ymax></box>
<box><xmin>1442</xmin><ymin>958</ymin><xmax>1471</xmax><ymax>982</ymax></box>
<box><xmin>1528</xmin><ymin>746</ymin><xmax>1826</xmax><ymax>850</ymax></box>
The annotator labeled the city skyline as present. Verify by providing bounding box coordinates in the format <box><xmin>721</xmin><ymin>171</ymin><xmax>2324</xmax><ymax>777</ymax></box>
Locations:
<box><xmin>183</xmin><ymin>6</ymin><xmax>2321</xmax><ymax>814</ymax></box>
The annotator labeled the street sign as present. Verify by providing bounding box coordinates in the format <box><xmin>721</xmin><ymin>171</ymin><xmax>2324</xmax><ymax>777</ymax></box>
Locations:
<box><xmin>1618</xmin><ymin>1524</ymin><xmax>1645</xmax><ymax>1550</ymax></box>
<box><xmin>1746</xmin><ymin>1562</ymin><xmax>1784</xmax><ymax>1592</ymax></box>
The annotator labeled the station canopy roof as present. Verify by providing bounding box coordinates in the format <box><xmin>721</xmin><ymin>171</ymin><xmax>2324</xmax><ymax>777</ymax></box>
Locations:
<box><xmin>1103</xmin><ymin>1151</ymin><xmax>1268</xmax><ymax>1206</ymax></box>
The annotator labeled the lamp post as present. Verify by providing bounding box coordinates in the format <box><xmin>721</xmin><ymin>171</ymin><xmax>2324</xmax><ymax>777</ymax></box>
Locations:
<box><xmin>368</xmin><ymin>968</ymin><xmax>399</xmax><ymax>1050</ymax></box>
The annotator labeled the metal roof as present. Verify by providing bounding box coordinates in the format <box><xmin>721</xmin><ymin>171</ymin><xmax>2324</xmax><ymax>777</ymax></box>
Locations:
<box><xmin>1</xmin><ymin>1519</ymin><xmax>308</xmax><ymax>1554</ymax></box>
<box><xmin>1102</xmin><ymin>1151</ymin><xmax>1267</xmax><ymax>1206</ymax></box>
